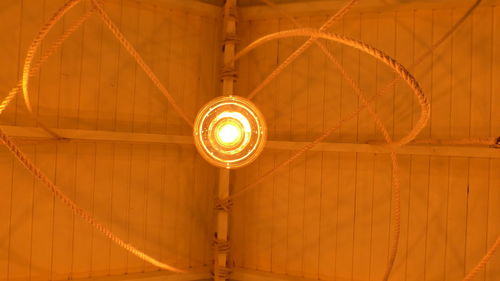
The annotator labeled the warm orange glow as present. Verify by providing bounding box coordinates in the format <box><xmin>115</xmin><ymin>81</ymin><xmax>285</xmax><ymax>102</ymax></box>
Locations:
<box><xmin>193</xmin><ymin>96</ymin><xmax>267</xmax><ymax>169</ymax></box>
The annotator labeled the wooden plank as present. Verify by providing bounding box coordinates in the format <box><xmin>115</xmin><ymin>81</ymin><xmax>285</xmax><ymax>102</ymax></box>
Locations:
<box><xmin>109</xmin><ymin>143</ymin><xmax>132</xmax><ymax>275</ymax></box>
<box><xmin>301</xmin><ymin>14</ymin><xmax>326</xmax><ymax>280</ymax></box>
<box><xmin>239</xmin><ymin>0</ymin><xmax>500</xmax><ymax>21</ymax></box>
<box><xmin>268</xmin><ymin>16</ymin><xmax>294</xmax><ymax>275</ymax></box>
<box><xmin>251</xmin><ymin>16</ymin><xmax>279</xmax><ymax>273</ymax></box>
<box><xmin>389</xmin><ymin>8</ymin><xmax>414</xmax><ymax>281</ymax></box>
<box><xmin>72</xmin><ymin>143</ymin><xmax>97</xmax><ymax>278</ymax></box>
<box><xmin>370</xmin><ymin>11</ymin><xmax>396</xmax><ymax>281</ymax></box>
<box><xmin>486</xmin><ymin>6</ymin><xmax>500</xmax><ymax>281</ymax></box>
<box><xmin>4</xmin><ymin>0</ymin><xmax>48</xmax><ymax>280</ymax></box>
<box><xmin>424</xmin><ymin>8</ymin><xmax>453</xmax><ymax>281</ymax></box>
<box><xmin>445</xmin><ymin>6</ymin><xmax>473</xmax><ymax>280</ymax></box>
<box><xmin>285</xmin><ymin>15</ymin><xmax>310</xmax><ymax>277</ymax></box>
<box><xmin>6</xmin><ymin>144</ymin><xmax>35</xmax><ymax>280</ymax></box>
<box><xmin>91</xmin><ymin>143</ymin><xmax>115</xmax><ymax>277</ymax></box>
<box><xmin>232</xmin><ymin>267</ymin><xmax>353</xmax><ymax>281</ymax></box>
<box><xmin>83</xmin><ymin>0</ymin><xmax>113</xmax><ymax>276</ymax></box>
<box><xmin>51</xmin><ymin>142</ymin><xmax>78</xmax><ymax>280</ymax></box>
<box><xmin>29</xmin><ymin>143</ymin><xmax>58</xmax><ymax>281</ymax></box>
<box><xmin>465</xmin><ymin>6</ymin><xmax>493</xmax><ymax>281</ymax></box>
<box><xmin>77</xmin><ymin>269</ymin><xmax>210</xmax><ymax>281</ymax></box>
<box><xmin>128</xmin><ymin>0</ymin><xmax>149</xmax><ymax>272</ymax></box>
<box><xmin>181</xmin><ymin>11</ymin><xmax>201</xmax><ymax>270</ymax></box>
<box><xmin>0</xmin><ymin>148</ymin><xmax>13</xmax><ymax>280</ymax></box>
<box><xmin>0</xmin><ymin>0</ymin><xmax>21</xmax><ymax>126</ymax></box>
<box><xmin>404</xmin><ymin>8</ymin><xmax>432</xmax><ymax>281</ymax></box>
<box><xmin>318</xmin><ymin>9</ymin><xmax>343</xmax><ymax>280</ymax></box>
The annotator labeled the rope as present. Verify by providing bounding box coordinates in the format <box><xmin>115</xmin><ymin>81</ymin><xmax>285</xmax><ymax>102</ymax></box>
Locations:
<box><xmin>225</xmin><ymin>2</ymin><xmax>493</xmax><ymax>281</ymax></box>
<box><xmin>462</xmin><ymin>237</ymin><xmax>500</xmax><ymax>281</ymax></box>
<box><xmin>213</xmin><ymin>265</ymin><xmax>232</xmax><ymax>280</ymax></box>
<box><xmin>18</xmin><ymin>0</ymin><xmax>85</xmax><ymax>139</ymax></box>
<box><xmin>0</xmin><ymin>126</ymin><xmax>185</xmax><ymax>273</ymax></box>
<box><xmin>215</xmin><ymin>198</ymin><xmax>233</xmax><ymax>212</ymax></box>
<box><xmin>0</xmin><ymin>7</ymin><xmax>95</xmax><ymax>138</ymax></box>
<box><xmin>3</xmin><ymin>0</ymin><xmax>188</xmax><ymax>273</ymax></box>
<box><xmin>234</xmin><ymin>29</ymin><xmax>431</xmax><ymax>146</ymax></box>
<box><xmin>89</xmin><ymin>0</ymin><xmax>194</xmax><ymax>128</ymax></box>
<box><xmin>246</xmin><ymin>0</ymin><xmax>359</xmax><ymax>100</ymax></box>
<box><xmin>250</xmin><ymin>4</ymin><xmax>405</xmax><ymax>279</ymax></box>
<box><xmin>213</xmin><ymin>238</ymin><xmax>231</xmax><ymax>253</ymax></box>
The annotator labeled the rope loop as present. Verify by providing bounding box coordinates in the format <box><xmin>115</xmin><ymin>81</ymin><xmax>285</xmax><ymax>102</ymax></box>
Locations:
<box><xmin>220</xmin><ymin>69</ymin><xmax>238</xmax><ymax>81</ymax></box>
<box><xmin>213</xmin><ymin>238</ymin><xmax>231</xmax><ymax>253</ymax></box>
<box><xmin>212</xmin><ymin>265</ymin><xmax>232</xmax><ymax>279</ymax></box>
<box><xmin>222</xmin><ymin>33</ymin><xmax>240</xmax><ymax>46</ymax></box>
<box><xmin>215</xmin><ymin>198</ymin><xmax>233</xmax><ymax>212</ymax></box>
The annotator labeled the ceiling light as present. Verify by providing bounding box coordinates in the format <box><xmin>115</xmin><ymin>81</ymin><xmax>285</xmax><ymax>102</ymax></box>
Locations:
<box><xmin>193</xmin><ymin>96</ymin><xmax>267</xmax><ymax>169</ymax></box>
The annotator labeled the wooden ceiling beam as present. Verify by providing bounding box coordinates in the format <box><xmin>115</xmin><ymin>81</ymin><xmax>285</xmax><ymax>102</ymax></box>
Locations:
<box><xmin>2</xmin><ymin>125</ymin><xmax>499</xmax><ymax>159</ymax></box>
<box><xmin>73</xmin><ymin>270</ymin><xmax>210</xmax><ymax>281</ymax></box>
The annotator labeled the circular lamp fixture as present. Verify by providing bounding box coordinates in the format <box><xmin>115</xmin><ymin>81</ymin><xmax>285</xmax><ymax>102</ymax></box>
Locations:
<box><xmin>193</xmin><ymin>96</ymin><xmax>267</xmax><ymax>169</ymax></box>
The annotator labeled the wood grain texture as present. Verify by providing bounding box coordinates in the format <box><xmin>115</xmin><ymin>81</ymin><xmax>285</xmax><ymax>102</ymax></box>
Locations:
<box><xmin>231</xmin><ymin>3</ymin><xmax>500</xmax><ymax>281</ymax></box>
<box><xmin>0</xmin><ymin>0</ymin><xmax>219</xmax><ymax>280</ymax></box>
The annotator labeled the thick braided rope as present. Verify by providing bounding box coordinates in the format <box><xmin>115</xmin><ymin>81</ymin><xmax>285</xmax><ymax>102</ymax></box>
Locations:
<box><xmin>246</xmin><ymin>0</ymin><xmax>359</xmax><ymax>100</ymax></box>
<box><xmin>235</xmin><ymin>2</ymin><xmax>406</xmax><ymax>276</ymax></box>
<box><xmin>4</xmin><ymin>0</ymin><xmax>188</xmax><ymax>273</ymax></box>
<box><xmin>227</xmin><ymin>86</ymin><xmax>386</xmax><ymax>201</ymax></box>
<box><xmin>0</xmin><ymin>7</ymin><xmax>94</xmax><ymax>124</ymax></box>
<box><xmin>0</xmin><ymin>126</ymin><xmax>185</xmax><ymax>273</ymax></box>
<box><xmin>234</xmin><ymin>29</ymin><xmax>430</xmax><ymax>148</ymax></box>
<box><xmin>229</xmin><ymin>2</ymin><xmax>499</xmax><ymax>281</ymax></box>
<box><xmin>463</xmin><ymin>237</ymin><xmax>500</xmax><ymax>281</ymax></box>
<box><xmin>90</xmin><ymin>0</ymin><xmax>193</xmax><ymax>127</ymax></box>
<box><xmin>17</xmin><ymin>0</ymin><xmax>85</xmax><ymax>139</ymax></box>
<box><xmin>20</xmin><ymin>0</ymin><xmax>82</xmax><ymax>115</ymax></box>
<box><xmin>257</xmin><ymin>0</ymin><xmax>394</xmax><ymax>147</ymax></box>
<box><xmin>317</xmin><ymin>41</ymin><xmax>403</xmax><ymax>281</ymax></box>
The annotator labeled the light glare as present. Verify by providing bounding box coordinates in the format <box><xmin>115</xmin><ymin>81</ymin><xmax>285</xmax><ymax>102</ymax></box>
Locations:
<box><xmin>193</xmin><ymin>96</ymin><xmax>267</xmax><ymax>169</ymax></box>
<box><xmin>218</xmin><ymin>123</ymin><xmax>241</xmax><ymax>145</ymax></box>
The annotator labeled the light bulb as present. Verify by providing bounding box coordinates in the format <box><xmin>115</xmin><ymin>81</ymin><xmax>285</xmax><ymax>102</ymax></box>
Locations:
<box><xmin>193</xmin><ymin>96</ymin><xmax>267</xmax><ymax>169</ymax></box>
<box><xmin>217</xmin><ymin>123</ymin><xmax>241</xmax><ymax>145</ymax></box>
